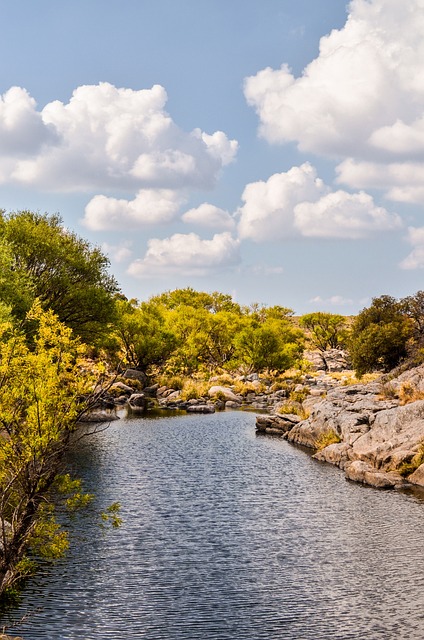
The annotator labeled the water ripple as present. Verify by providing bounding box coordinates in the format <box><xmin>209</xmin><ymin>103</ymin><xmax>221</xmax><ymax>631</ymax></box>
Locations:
<box><xmin>11</xmin><ymin>411</ymin><xmax>424</xmax><ymax>639</ymax></box>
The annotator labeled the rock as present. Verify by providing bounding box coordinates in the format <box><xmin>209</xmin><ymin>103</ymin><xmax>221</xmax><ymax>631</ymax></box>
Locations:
<box><xmin>344</xmin><ymin>461</ymin><xmax>405</xmax><ymax>489</ymax></box>
<box><xmin>281</xmin><ymin>364</ymin><xmax>424</xmax><ymax>489</ymax></box>
<box><xmin>123</xmin><ymin>369</ymin><xmax>147</xmax><ymax>386</ymax></box>
<box><xmin>408</xmin><ymin>463</ymin><xmax>424</xmax><ymax>487</ymax></box>
<box><xmin>208</xmin><ymin>386</ymin><xmax>242</xmax><ymax>402</ymax></box>
<box><xmin>225</xmin><ymin>400</ymin><xmax>241</xmax><ymax>409</ymax></box>
<box><xmin>142</xmin><ymin>385</ymin><xmax>159</xmax><ymax>398</ymax></box>
<box><xmin>256</xmin><ymin>414</ymin><xmax>300</xmax><ymax>436</ymax></box>
<box><xmin>186</xmin><ymin>404</ymin><xmax>215</xmax><ymax>414</ymax></box>
<box><xmin>128</xmin><ymin>393</ymin><xmax>146</xmax><ymax>412</ymax></box>
<box><xmin>78</xmin><ymin>410</ymin><xmax>119</xmax><ymax>423</ymax></box>
<box><xmin>109</xmin><ymin>381</ymin><xmax>134</xmax><ymax>395</ymax></box>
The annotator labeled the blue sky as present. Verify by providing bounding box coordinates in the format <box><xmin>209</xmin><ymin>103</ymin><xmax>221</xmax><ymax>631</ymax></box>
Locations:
<box><xmin>1</xmin><ymin>0</ymin><xmax>423</xmax><ymax>313</ymax></box>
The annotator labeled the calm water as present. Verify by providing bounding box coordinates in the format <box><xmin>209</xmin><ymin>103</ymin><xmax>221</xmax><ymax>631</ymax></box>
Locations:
<box><xmin>9</xmin><ymin>410</ymin><xmax>424</xmax><ymax>639</ymax></box>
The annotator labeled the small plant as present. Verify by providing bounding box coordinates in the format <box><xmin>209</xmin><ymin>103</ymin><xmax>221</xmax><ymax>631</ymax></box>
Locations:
<box><xmin>180</xmin><ymin>379</ymin><xmax>209</xmax><ymax>401</ymax></box>
<box><xmin>289</xmin><ymin>387</ymin><xmax>310</xmax><ymax>403</ymax></box>
<box><xmin>231</xmin><ymin>379</ymin><xmax>266</xmax><ymax>396</ymax></box>
<box><xmin>398</xmin><ymin>382</ymin><xmax>424</xmax><ymax>405</ymax></box>
<box><xmin>378</xmin><ymin>382</ymin><xmax>398</xmax><ymax>400</ymax></box>
<box><xmin>398</xmin><ymin>442</ymin><xmax>424</xmax><ymax>476</ymax></box>
<box><xmin>277</xmin><ymin>402</ymin><xmax>310</xmax><ymax>420</ymax></box>
<box><xmin>315</xmin><ymin>429</ymin><xmax>341</xmax><ymax>451</ymax></box>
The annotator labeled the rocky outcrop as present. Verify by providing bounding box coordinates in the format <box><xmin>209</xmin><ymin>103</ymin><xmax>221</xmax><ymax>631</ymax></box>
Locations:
<box><xmin>257</xmin><ymin>366</ymin><xmax>424</xmax><ymax>490</ymax></box>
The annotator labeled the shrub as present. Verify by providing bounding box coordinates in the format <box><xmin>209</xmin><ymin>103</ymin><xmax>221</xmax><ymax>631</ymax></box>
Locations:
<box><xmin>315</xmin><ymin>430</ymin><xmax>341</xmax><ymax>451</ymax></box>
<box><xmin>398</xmin><ymin>442</ymin><xmax>424</xmax><ymax>476</ymax></box>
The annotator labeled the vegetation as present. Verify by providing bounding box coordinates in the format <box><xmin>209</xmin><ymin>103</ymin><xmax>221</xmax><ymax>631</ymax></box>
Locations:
<box><xmin>349</xmin><ymin>295</ymin><xmax>413</xmax><ymax>376</ymax></box>
<box><xmin>315</xmin><ymin>430</ymin><xmax>342</xmax><ymax>451</ymax></box>
<box><xmin>0</xmin><ymin>302</ymin><xmax>104</xmax><ymax>596</ymax></box>
<box><xmin>299</xmin><ymin>312</ymin><xmax>348</xmax><ymax>353</ymax></box>
<box><xmin>2</xmin><ymin>207</ymin><xmax>424</xmax><ymax>604</ymax></box>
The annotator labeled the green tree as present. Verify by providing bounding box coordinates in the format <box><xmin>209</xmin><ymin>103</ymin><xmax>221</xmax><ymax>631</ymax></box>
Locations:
<box><xmin>233</xmin><ymin>316</ymin><xmax>304</xmax><ymax>373</ymax></box>
<box><xmin>115</xmin><ymin>298</ymin><xmax>176</xmax><ymax>372</ymax></box>
<box><xmin>299</xmin><ymin>312</ymin><xmax>348</xmax><ymax>353</ymax></box>
<box><xmin>0</xmin><ymin>210</ymin><xmax>119</xmax><ymax>344</ymax></box>
<box><xmin>0</xmin><ymin>302</ymin><xmax>102</xmax><ymax>596</ymax></box>
<box><xmin>349</xmin><ymin>295</ymin><xmax>413</xmax><ymax>376</ymax></box>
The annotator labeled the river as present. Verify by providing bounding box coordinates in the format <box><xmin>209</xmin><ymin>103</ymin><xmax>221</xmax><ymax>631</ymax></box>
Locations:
<box><xmin>9</xmin><ymin>410</ymin><xmax>424</xmax><ymax>639</ymax></box>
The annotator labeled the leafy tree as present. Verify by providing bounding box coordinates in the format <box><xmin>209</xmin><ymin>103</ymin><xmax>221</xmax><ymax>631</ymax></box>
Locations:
<box><xmin>299</xmin><ymin>312</ymin><xmax>348</xmax><ymax>352</ymax></box>
<box><xmin>349</xmin><ymin>295</ymin><xmax>413</xmax><ymax>376</ymax></box>
<box><xmin>0</xmin><ymin>302</ymin><xmax>102</xmax><ymax>597</ymax></box>
<box><xmin>151</xmin><ymin>287</ymin><xmax>241</xmax><ymax>314</ymax></box>
<box><xmin>0</xmin><ymin>210</ymin><xmax>119</xmax><ymax>344</ymax></box>
<box><xmin>114</xmin><ymin>298</ymin><xmax>176</xmax><ymax>372</ymax></box>
<box><xmin>0</xmin><ymin>238</ymin><xmax>33</xmax><ymax>323</ymax></box>
<box><xmin>233</xmin><ymin>317</ymin><xmax>304</xmax><ymax>373</ymax></box>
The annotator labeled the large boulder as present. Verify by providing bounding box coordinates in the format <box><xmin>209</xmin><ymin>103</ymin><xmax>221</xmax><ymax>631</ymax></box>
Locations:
<box><xmin>208</xmin><ymin>386</ymin><xmax>242</xmax><ymax>403</ymax></box>
<box><xmin>123</xmin><ymin>369</ymin><xmax>147</xmax><ymax>387</ymax></box>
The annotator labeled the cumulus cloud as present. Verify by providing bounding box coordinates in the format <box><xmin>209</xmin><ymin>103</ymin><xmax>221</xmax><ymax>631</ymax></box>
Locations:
<box><xmin>400</xmin><ymin>227</ymin><xmax>424</xmax><ymax>269</ymax></box>
<box><xmin>294</xmin><ymin>191</ymin><xmax>401</xmax><ymax>238</ymax></box>
<box><xmin>237</xmin><ymin>163</ymin><xmax>400</xmax><ymax>241</ymax></box>
<box><xmin>83</xmin><ymin>189</ymin><xmax>184</xmax><ymax>230</ymax></box>
<box><xmin>237</xmin><ymin>163</ymin><xmax>326</xmax><ymax>241</ymax></box>
<box><xmin>102</xmin><ymin>241</ymin><xmax>133</xmax><ymax>263</ymax></box>
<box><xmin>0</xmin><ymin>82</ymin><xmax>237</xmax><ymax>196</ymax></box>
<box><xmin>182</xmin><ymin>203</ymin><xmax>235</xmax><ymax>230</ymax></box>
<box><xmin>244</xmin><ymin>0</ymin><xmax>424</xmax><ymax>202</ymax></box>
<box><xmin>127</xmin><ymin>232</ymin><xmax>241</xmax><ymax>277</ymax></box>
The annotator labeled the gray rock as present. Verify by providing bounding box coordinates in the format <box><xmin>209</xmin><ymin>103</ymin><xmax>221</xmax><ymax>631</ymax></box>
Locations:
<box><xmin>186</xmin><ymin>404</ymin><xmax>215</xmax><ymax>414</ymax></box>
<box><xmin>128</xmin><ymin>393</ymin><xmax>147</xmax><ymax>412</ymax></box>
<box><xmin>123</xmin><ymin>369</ymin><xmax>147</xmax><ymax>386</ymax></box>
<box><xmin>208</xmin><ymin>386</ymin><xmax>242</xmax><ymax>402</ymax></box>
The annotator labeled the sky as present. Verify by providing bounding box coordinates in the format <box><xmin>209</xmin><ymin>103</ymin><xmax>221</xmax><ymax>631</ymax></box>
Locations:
<box><xmin>1</xmin><ymin>0</ymin><xmax>424</xmax><ymax>314</ymax></box>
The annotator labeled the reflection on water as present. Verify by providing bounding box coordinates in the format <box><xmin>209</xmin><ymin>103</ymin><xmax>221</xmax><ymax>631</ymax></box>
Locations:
<box><xmin>10</xmin><ymin>411</ymin><xmax>424</xmax><ymax>639</ymax></box>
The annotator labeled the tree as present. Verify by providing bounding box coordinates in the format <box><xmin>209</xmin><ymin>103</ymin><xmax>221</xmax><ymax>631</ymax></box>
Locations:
<box><xmin>299</xmin><ymin>312</ymin><xmax>348</xmax><ymax>363</ymax></box>
<box><xmin>114</xmin><ymin>299</ymin><xmax>176</xmax><ymax>372</ymax></box>
<box><xmin>233</xmin><ymin>316</ymin><xmax>304</xmax><ymax>373</ymax></box>
<box><xmin>0</xmin><ymin>302</ymin><xmax>102</xmax><ymax>596</ymax></box>
<box><xmin>349</xmin><ymin>295</ymin><xmax>413</xmax><ymax>376</ymax></box>
<box><xmin>0</xmin><ymin>210</ymin><xmax>119</xmax><ymax>344</ymax></box>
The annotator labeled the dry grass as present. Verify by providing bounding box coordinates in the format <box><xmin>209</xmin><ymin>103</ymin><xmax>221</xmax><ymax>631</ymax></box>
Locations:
<box><xmin>398</xmin><ymin>382</ymin><xmax>424</xmax><ymax>406</ymax></box>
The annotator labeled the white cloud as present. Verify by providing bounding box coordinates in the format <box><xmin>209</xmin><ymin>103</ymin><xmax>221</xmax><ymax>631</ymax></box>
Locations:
<box><xmin>83</xmin><ymin>189</ymin><xmax>184</xmax><ymax>230</ymax></box>
<box><xmin>237</xmin><ymin>163</ymin><xmax>326</xmax><ymax>241</ymax></box>
<box><xmin>182</xmin><ymin>203</ymin><xmax>235</xmax><ymax>230</ymax></box>
<box><xmin>400</xmin><ymin>227</ymin><xmax>424</xmax><ymax>269</ymax></box>
<box><xmin>0</xmin><ymin>83</ymin><xmax>237</xmax><ymax>194</ymax></box>
<box><xmin>237</xmin><ymin>163</ymin><xmax>400</xmax><ymax>241</ymax></box>
<box><xmin>127</xmin><ymin>232</ymin><xmax>240</xmax><ymax>277</ymax></box>
<box><xmin>244</xmin><ymin>0</ymin><xmax>424</xmax><ymax>202</ymax></box>
<box><xmin>294</xmin><ymin>190</ymin><xmax>401</xmax><ymax>238</ymax></box>
<box><xmin>102</xmin><ymin>241</ymin><xmax>133</xmax><ymax>263</ymax></box>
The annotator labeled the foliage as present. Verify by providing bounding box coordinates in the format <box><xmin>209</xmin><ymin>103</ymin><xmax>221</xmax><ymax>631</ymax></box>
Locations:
<box><xmin>0</xmin><ymin>210</ymin><xmax>119</xmax><ymax>344</ymax></box>
<box><xmin>397</xmin><ymin>442</ymin><xmax>424</xmax><ymax>477</ymax></box>
<box><xmin>349</xmin><ymin>295</ymin><xmax>413</xmax><ymax>376</ymax></box>
<box><xmin>315</xmin><ymin>430</ymin><xmax>342</xmax><ymax>451</ymax></box>
<box><xmin>233</xmin><ymin>316</ymin><xmax>304</xmax><ymax>374</ymax></box>
<box><xmin>0</xmin><ymin>302</ymin><xmax>97</xmax><ymax>596</ymax></box>
<box><xmin>299</xmin><ymin>312</ymin><xmax>348</xmax><ymax>353</ymax></box>
<box><xmin>114</xmin><ymin>298</ymin><xmax>176</xmax><ymax>372</ymax></box>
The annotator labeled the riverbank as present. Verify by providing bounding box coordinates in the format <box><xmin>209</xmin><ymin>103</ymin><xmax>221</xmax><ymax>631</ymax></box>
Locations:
<box><xmin>257</xmin><ymin>363</ymin><xmax>424</xmax><ymax>490</ymax></box>
<box><xmin>85</xmin><ymin>353</ymin><xmax>424</xmax><ymax>491</ymax></box>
